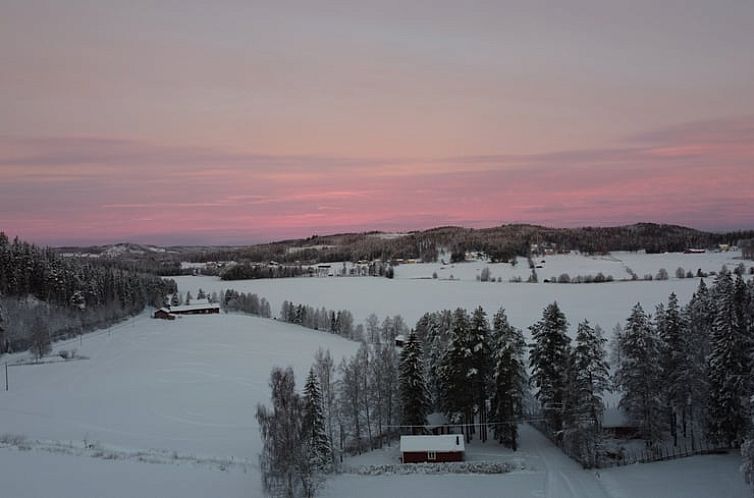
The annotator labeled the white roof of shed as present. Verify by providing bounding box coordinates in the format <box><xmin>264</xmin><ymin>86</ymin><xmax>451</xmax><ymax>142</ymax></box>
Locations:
<box><xmin>400</xmin><ymin>435</ymin><xmax>465</xmax><ymax>453</ymax></box>
<box><xmin>169</xmin><ymin>303</ymin><xmax>220</xmax><ymax>313</ymax></box>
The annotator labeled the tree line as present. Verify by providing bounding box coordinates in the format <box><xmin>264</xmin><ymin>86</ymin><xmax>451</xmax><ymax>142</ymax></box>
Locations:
<box><xmin>0</xmin><ymin>233</ymin><xmax>175</xmax><ymax>355</ymax></box>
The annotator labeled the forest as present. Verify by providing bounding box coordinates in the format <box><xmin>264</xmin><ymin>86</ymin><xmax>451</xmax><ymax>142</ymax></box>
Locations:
<box><xmin>253</xmin><ymin>266</ymin><xmax>754</xmax><ymax>497</ymax></box>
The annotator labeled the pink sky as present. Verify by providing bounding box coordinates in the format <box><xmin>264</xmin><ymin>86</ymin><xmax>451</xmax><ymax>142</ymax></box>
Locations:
<box><xmin>1</xmin><ymin>1</ymin><xmax>753</xmax><ymax>245</ymax></box>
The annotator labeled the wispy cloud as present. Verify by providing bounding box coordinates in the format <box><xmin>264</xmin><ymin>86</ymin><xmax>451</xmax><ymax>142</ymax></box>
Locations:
<box><xmin>1</xmin><ymin>115</ymin><xmax>752</xmax><ymax>245</ymax></box>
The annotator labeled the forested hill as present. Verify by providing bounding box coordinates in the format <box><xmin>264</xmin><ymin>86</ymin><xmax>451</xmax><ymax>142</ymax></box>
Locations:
<box><xmin>184</xmin><ymin>223</ymin><xmax>754</xmax><ymax>265</ymax></box>
<box><xmin>0</xmin><ymin>233</ymin><xmax>175</xmax><ymax>353</ymax></box>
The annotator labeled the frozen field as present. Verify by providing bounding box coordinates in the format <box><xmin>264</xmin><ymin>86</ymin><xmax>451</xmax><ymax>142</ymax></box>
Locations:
<box><xmin>173</xmin><ymin>251</ymin><xmax>751</xmax><ymax>338</ymax></box>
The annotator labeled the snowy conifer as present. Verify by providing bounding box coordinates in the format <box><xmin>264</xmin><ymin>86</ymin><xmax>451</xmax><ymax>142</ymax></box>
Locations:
<box><xmin>529</xmin><ymin>302</ymin><xmax>571</xmax><ymax>435</ymax></box>
<box><xmin>489</xmin><ymin>307</ymin><xmax>527</xmax><ymax>450</ymax></box>
<box><xmin>707</xmin><ymin>270</ymin><xmax>750</xmax><ymax>446</ymax></box>
<box><xmin>614</xmin><ymin>303</ymin><xmax>665</xmax><ymax>446</ymax></box>
<box><xmin>302</xmin><ymin>368</ymin><xmax>332</xmax><ymax>472</ymax></box>
<box><xmin>399</xmin><ymin>330</ymin><xmax>431</xmax><ymax>429</ymax></box>
<box><xmin>569</xmin><ymin>320</ymin><xmax>610</xmax><ymax>465</ymax></box>
<box><xmin>657</xmin><ymin>293</ymin><xmax>687</xmax><ymax>445</ymax></box>
<box><xmin>439</xmin><ymin>308</ymin><xmax>477</xmax><ymax>440</ymax></box>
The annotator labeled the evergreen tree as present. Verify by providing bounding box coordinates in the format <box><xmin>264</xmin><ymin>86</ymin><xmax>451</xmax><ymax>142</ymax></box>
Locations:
<box><xmin>707</xmin><ymin>271</ymin><xmax>750</xmax><ymax>446</ymax></box>
<box><xmin>399</xmin><ymin>330</ymin><xmax>431</xmax><ymax>430</ymax></box>
<box><xmin>439</xmin><ymin>308</ymin><xmax>477</xmax><ymax>441</ymax></box>
<box><xmin>302</xmin><ymin>368</ymin><xmax>332</xmax><ymax>472</ymax></box>
<box><xmin>657</xmin><ymin>293</ymin><xmax>687</xmax><ymax>446</ymax></box>
<box><xmin>569</xmin><ymin>320</ymin><xmax>610</xmax><ymax>466</ymax></box>
<box><xmin>489</xmin><ymin>307</ymin><xmax>527</xmax><ymax>450</ymax></box>
<box><xmin>683</xmin><ymin>280</ymin><xmax>713</xmax><ymax>448</ymax></box>
<box><xmin>529</xmin><ymin>302</ymin><xmax>571</xmax><ymax>435</ymax></box>
<box><xmin>469</xmin><ymin>306</ymin><xmax>492</xmax><ymax>441</ymax></box>
<box><xmin>615</xmin><ymin>303</ymin><xmax>665</xmax><ymax>446</ymax></box>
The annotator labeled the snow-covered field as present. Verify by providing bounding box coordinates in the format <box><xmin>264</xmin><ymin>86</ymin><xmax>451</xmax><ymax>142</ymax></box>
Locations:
<box><xmin>174</xmin><ymin>251</ymin><xmax>751</xmax><ymax>338</ymax></box>
<box><xmin>1</xmin><ymin>250</ymin><xmax>751</xmax><ymax>497</ymax></box>
<box><xmin>0</xmin><ymin>313</ymin><xmax>359</xmax><ymax>497</ymax></box>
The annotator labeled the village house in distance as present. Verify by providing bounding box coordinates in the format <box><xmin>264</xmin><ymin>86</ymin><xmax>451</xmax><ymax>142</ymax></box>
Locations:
<box><xmin>153</xmin><ymin>299</ymin><xmax>220</xmax><ymax>320</ymax></box>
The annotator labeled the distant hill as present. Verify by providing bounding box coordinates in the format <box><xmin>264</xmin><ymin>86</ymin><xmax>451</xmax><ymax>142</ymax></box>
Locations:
<box><xmin>58</xmin><ymin>223</ymin><xmax>753</xmax><ymax>267</ymax></box>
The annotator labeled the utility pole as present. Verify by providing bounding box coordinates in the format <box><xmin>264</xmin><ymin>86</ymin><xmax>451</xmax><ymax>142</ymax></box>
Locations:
<box><xmin>5</xmin><ymin>362</ymin><xmax>8</xmax><ymax>391</ymax></box>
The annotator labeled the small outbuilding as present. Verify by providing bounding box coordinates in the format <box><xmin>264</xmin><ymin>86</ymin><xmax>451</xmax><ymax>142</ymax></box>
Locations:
<box><xmin>394</xmin><ymin>334</ymin><xmax>406</xmax><ymax>347</ymax></box>
<box><xmin>400</xmin><ymin>435</ymin><xmax>465</xmax><ymax>463</ymax></box>
<box><xmin>153</xmin><ymin>308</ymin><xmax>176</xmax><ymax>320</ymax></box>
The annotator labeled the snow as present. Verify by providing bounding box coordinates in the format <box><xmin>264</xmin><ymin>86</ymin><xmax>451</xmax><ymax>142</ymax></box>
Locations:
<box><xmin>400</xmin><ymin>435</ymin><xmax>465</xmax><ymax>453</ymax></box>
<box><xmin>172</xmin><ymin>251</ymin><xmax>750</xmax><ymax>341</ymax></box>
<box><xmin>168</xmin><ymin>302</ymin><xmax>220</xmax><ymax>313</ymax></box>
<box><xmin>326</xmin><ymin>424</ymin><xmax>749</xmax><ymax>498</ymax></box>
<box><xmin>0</xmin><ymin>312</ymin><xmax>359</xmax><ymax>496</ymax></box>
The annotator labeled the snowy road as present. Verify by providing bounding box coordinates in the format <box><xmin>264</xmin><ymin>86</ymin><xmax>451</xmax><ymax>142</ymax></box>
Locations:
<box><xmin>520</xmin><ymin>424</ymin><xmax>609</xmax><ymax>498</ymax></box>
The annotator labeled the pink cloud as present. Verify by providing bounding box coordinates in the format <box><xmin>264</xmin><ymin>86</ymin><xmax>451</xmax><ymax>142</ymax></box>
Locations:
<box><xmin>1</xmin><ymin>116</ymin><xmax>752</xmax><ymax>245</ymax></box>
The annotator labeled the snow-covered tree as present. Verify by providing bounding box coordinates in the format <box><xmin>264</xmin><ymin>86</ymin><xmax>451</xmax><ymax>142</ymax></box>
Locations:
<box><xmin>439</xmin><ymin>308</ymin><xmax>477</xmax><ymax>441</ymax></box>
<box><xmin>371</xmin><ymin>342</ymin><xmax>399</xmax><ymax>441</ymax></box>
<box><xmin>184</xmin><ymin>291</ymin><xmax>192</xmax><ymax>305</ymax></box>
<box><xmin>469</xmin><ymin>306</ymin><xmax>492</xmax><ymax>441</ymax></box>
<box><xmin>614</xmin><ymin>303</ymin><xmax>665</xmax><ymax>446</ymax></box>
<box><xmin>707</xmin><ymin>271</ymin><xmax>750</xmax><ymax>446</ymax></box>
<box><xmin>399</xmin><ymin>330</ymin><xmax>431</xmax><ymax>429</ymax></box>
<box><xmin>568</xmin><ymin>320</ymin><xmax>610</xmax><ymax>466</ymax></box>
<box><xmin>489</xmin><ymin>308</ymin><xmax>527</xmax><ymax>450</ymax></box>
<box><xmin>529</xmin><ymin>302</ymin><xmax>571</xmax><ymax>435</ymax></box>
<box><xmin>657</xmin><ymin>293</ymin><xmax>687</xmax><ymax>446</ymax></box>
<box><xmin>682</xmin><ymin>280</ymin><xmax>713</xmax><ymax>447</ymax></box>
<box><xmin>313</xmin><ymin>348</ymin><xmax>338</xmax><ymax>465</ymax></box>
<box><xmin>302</xmin><ymin>368</ymin><xmax>332</xmax><ymax>472</ymax></box>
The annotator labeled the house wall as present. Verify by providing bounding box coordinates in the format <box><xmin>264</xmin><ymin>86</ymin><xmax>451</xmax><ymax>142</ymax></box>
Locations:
<box><xmin>402</xmin><ymin>451</ymin><xmax>464</xmax><ymax>463</ymax></box>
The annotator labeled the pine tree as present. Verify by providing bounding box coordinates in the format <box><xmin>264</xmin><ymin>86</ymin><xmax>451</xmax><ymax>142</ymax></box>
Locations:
<box><xmin>707</xmin><ymin>271</ymin><xmax>750</xmax><ymax>446</ymax></box>
<box><xmin>569</xmin><ymin>320</ymin><xmax>610</xmax><ymax>466</ymax></box>
<box><xmin>302</xmin><ymin>368</ymin><xmax>332</xmax><ymax>472</ymax></box>
<box><xmin>529</xmin><ymin>302</ymin><xmax>571</xmax><ymax>436</ymax></box>
<box><xmin>683</xmin><ymin>280</ymin><xmax>713</xmax><ymax>448</ymax></box>
<box><xmin>657</xmin><ymin>293</ymin><xmax>687</xmax><ymax>446</ymax></box>
<box><xmin>489</xmin><ymin>308</ymin><xmax>527</xmax><ymax>450</ymax></box>
<box><xmin>399</xmin><ymin>330</ymin><xmax>431</xmax><ymax>430</ymax></box>
<box><xmin>469</xmin><ymin>306</ymin><xmax>492</xmax><ymax>441</ymax></box>
<box><xmin>439</xmin><ymin>308</ymin><xmax>477</xmax><ymax>441</ymax></box>
<box><xmin>615</xmin><ymin>303</ymin><xmax>665</xmax><ymax>446</ymax></box>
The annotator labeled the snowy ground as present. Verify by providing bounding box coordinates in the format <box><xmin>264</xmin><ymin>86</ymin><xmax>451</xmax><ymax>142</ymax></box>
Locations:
<box><xmin>1</xmin><ymin>250</ymin><xmax>751</xmax><ymax>497</ymax></box>
<box><xmin>324</xmin><ymin>424</ymin><xmax>749</xmax><ymax>498</ymax></box>
<box><xmin>0</xmin><ymin>312</ymin><xmax>359</xmax><ymax>497</ymax></box>
<box><xmin>173</xmin><ymin>251</ymin><xmax>751</xmax><ymax>339</ymax></box>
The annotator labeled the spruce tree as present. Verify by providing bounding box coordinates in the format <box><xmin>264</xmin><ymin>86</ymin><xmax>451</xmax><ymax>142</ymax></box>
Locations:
<box><xmin>615</xmin><ymin>303</ymin><xmax>665</xmax><ymax>446</ymax></box>
<box><xmin>658</xmin><ymin>293</ymin><xmax>687</xmax><ymax>445</ymax></box>
<box><xmin>489</xmin><ymin>307</ymin><xmax>527</xmax><ymax>450</ymax></box>
<box><xmin>707</xmin><ymin>271</ymin><xmax>750</xmax><ymax>446</ymax></box>
<box><xmin>682</xmin><ymin>281</ymin><xmax>713</xmax><ymax>448</ymax></box>
<box><xmin>399</xmin><ymin>330</ymin><xmax>431</xmax><ymax>430</ymax></box>
<box><xmin>569</xmin><ymin>320</ymin><xmax>610</xmax><ymax>466</ymax></box>
<box><xmin>469</xmin><ymin>306</ymin><xmax>492</xmax><ymax>441</ymax></box>
<box><xmin>529</xmin><ymin>302</ymin><xmax>571</xmax><ymax>435</ymax></box>
<box><xmin>439</xmin><ymin>308</ymin><xmax>476</xmax><ymax>441</ymax></box>
<box><xmin>302</xmin><ymin>368</ymin><xmax>332</xmax><ymax>472</ymax></box>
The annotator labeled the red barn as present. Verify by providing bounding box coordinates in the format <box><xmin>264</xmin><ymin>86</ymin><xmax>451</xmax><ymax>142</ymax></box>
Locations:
<box><xmin>400</xmin><ymin>435</ymin><xmax>465</xmax><ymax>463</ymax></box>
<box><xmin>168</xmin><ymin>302</ymin><xmax>220</xmax><ymax>315</ymax></box>
<box><xmin>153</xmin><ymin>308</ymin><xmax>176</xmax><ymax>320</ymax></box>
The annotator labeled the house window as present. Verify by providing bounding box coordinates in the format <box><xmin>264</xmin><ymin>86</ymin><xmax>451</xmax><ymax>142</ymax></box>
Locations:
<box><xmin>427</xmin><ymin>451</ymin><xmax>436</xmax><ymax>461</ymax></box>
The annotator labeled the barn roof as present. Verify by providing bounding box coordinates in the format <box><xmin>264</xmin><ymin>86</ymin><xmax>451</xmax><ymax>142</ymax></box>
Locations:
<box><xmin>400</xmin><ymin>435</ymin><xmax>465</xmax><ymax>453</ymax></box>
<box><xmin>169</xmin><ymin>303</ymin><xmax>220</xmax><ymax>313</ymax></box>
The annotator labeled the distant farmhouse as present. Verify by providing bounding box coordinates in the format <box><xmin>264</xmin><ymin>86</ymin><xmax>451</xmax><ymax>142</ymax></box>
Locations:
<box><xmin>400</xmin><ymin>435</ymin><xmax>465</xmax><ymax>463</ymax></box>
<box><xmin>153</xmin><ymin>299</ymin><xmax>220</xmax><ymax>319</ymax></box>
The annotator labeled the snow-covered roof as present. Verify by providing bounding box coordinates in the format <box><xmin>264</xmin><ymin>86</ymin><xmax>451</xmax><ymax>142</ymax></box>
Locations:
<box><xmin>400</xmin><ymin>435</ymin><xmax>465</xmax><ymax>453</ymax></box>
<box><xmin>169</xmin><ymin>303</ymin><xmax>220</xmax><ymax>313</ymax></box>
<box><xmin>394</xmin><ymin>334</ymin><xmax>406</xmax><ymax>342</ymax></box>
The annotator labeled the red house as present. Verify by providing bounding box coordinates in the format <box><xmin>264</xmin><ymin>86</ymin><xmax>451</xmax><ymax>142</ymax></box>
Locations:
<box><xmin>400</xmin><ymin>435</ymin><xmax>465</xmax><ymax>463</ymax></box>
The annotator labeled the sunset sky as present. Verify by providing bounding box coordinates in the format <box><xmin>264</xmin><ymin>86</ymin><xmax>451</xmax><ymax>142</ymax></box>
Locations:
<box><xmin>1</xmin><ymin>0</ymin><xmax>753</xmax><ymax>245</ymax></box>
